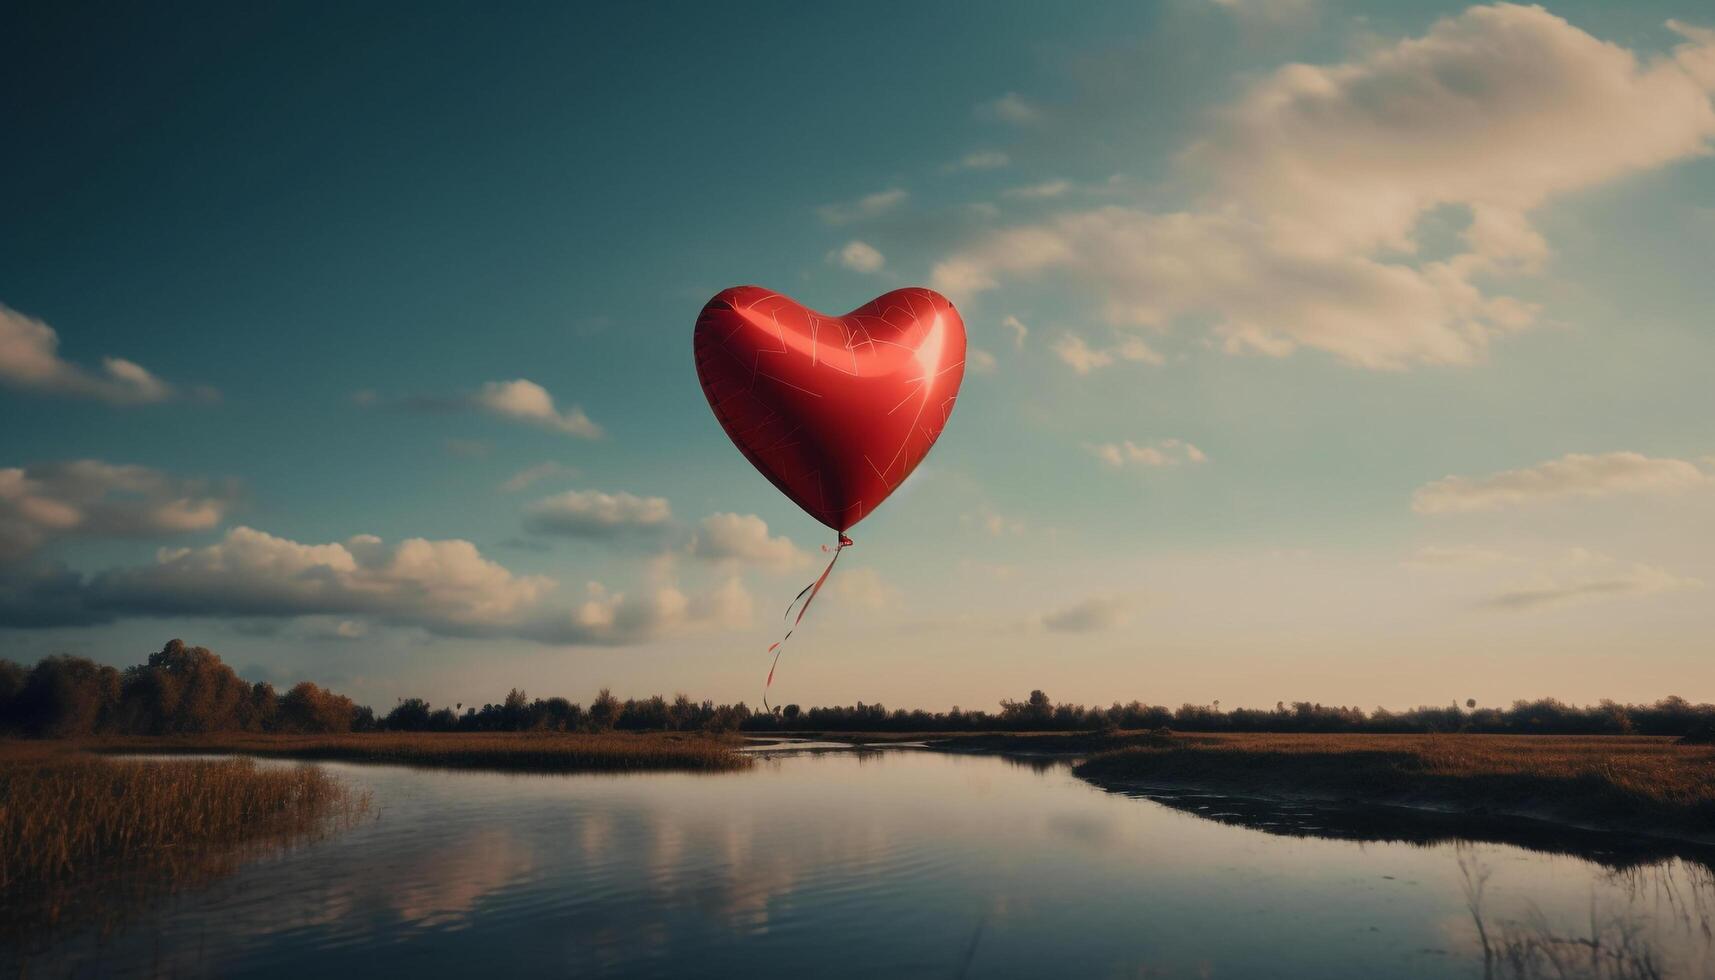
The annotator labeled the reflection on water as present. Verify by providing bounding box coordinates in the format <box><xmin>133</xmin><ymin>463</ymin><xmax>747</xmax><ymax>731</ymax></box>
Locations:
<box><xmin>15</xmin><ymin>750</ymin><xmax>1714</xmax><ymax>979</ymax></box>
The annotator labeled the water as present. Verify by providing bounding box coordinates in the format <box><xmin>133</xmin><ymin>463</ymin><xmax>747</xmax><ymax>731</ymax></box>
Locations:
<box><xmin>23</xmin><ymin>747</ymin><xmax>1715</xmax><ymax>978</ymax></box>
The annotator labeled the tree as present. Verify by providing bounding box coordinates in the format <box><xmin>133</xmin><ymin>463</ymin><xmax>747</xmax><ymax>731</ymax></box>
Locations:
<box><xmin>501</xmin><ymin>688</ymin><xmax>530</xmax><ymax>730</ymax></box>
<box><xmin>0</xmin><ymin>659</ymin><xmax>26</xmax><ymax>729</ymax></box>
<box><xmin>119</xmin><ymin>639</ymin><xmax>249</xmax><ymax>733</ymax></box>
<box><xmin>386</xmin><ymin>697</ymin><xmax>433</xmax><ymax>731</ymax></box>
<box><xmin>281</xmin><ymin>682</ymin><xmax>357</xmax><ymax>733</ymax></box>
<box><xmin>589</xmin><ymin>688</ymin><xmax>621</xmax><ymax>730</ymax></box>
<box><xmin>13</xmin><ymin>655</ymin><xmax>120</xmax><ymax>736</ymax></box>
<box><xmin>249</xmin><ymin>682</ymin><xmax>280</xmax><ymax>731</ymax></box>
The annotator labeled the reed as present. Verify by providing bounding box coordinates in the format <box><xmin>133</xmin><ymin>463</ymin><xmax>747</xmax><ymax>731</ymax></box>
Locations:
<box><xmin>0</xmin><ymin>741</ymin><xmax>369</xmax><ymax>945</ymax></box>
<box><xmin>84</xmin><ymin>730</ymin><xmax>755</xmax><ymax>773</ymax></box>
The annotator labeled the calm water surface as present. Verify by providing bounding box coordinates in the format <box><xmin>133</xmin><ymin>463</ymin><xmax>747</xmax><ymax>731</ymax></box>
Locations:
<box><xmin>26</xmin><ymin>746</ymin><xmax>1715</xmax><ymax>978</ymax></box>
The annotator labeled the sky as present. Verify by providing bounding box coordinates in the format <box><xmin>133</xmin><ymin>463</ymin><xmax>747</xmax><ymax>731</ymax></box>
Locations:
<box><xmin>3</xmin><ymin>0</ymin><xmax>1713</xmax><ymax>714</ymax></box>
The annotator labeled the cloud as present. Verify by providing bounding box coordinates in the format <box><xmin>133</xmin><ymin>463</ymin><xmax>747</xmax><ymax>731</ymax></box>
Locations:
<box><xmin>371</xmin><ymin>380</ymin><xmax>602</xmax><ymax>438</ymax></box>
<box><xmin>523</xmin><ymin>489</ymin><xmax>672</xmax><ymax>538</ymax></box>
<box><xmin>1087</xmin><ymin>438</ymin><xmax>1207</xmax><ymax>469</ymax></box>
<box><xmin>1412</xmin><ymin>452</ymin><xmax>1708</xmax><ymax>514</ymax></box>
<box><xmin>688</xmin><ymin>513</ymin><xmax>810</xmax><ymax>572</ymax></box>
<box><xmin>0</xmin><ymin>461</ymin><xmax>238</xmax><ymax>559</ymax></box>
<box><xmin>831</xmin><ymin>240</ymin><xmax>886</xmax><ymax>274</ymax></box>
<box><xmin>0</xmin><ymin>304</ymin><xmax>210</xmax><ymax>404</ymax></box>
<box><xmin>948</xmin><ymin>150</ymin><xmax>1011</xmax><ymax>171</ymax></box>
<box><xmin>960</xmin><ymin>505</ymin><xmax>1023</xmax><ymax>537</ymax></box>
<box><xmin>978</xmin><ymin>92</ymin><xmax>1043</xmax><ymax>125</ymax></box>
<box><xmin>967</xmin><ymin>348</ymin><xmax>998</xmax><ymax>375</ymax></box>
<box><xmin>816</xmin><ymin>188</ymin><xmax>908</xmax><ymax>225</ymax></box>
<box><xmin>1478</xmin><ymin>550</ymin><xmax>1700</xmax><ymax>611</ymax></box>
<box><xmin>86</xmin><ymin>527</ymin><xmax>552</xmax><ymax>632</ymax></box>
<box><xmin>934</xmin><ymin>6</ymin><xmax>1715</xmax><ymax>369</ymax></box>
<box><xmin>499</xmin><ymin>462</ymin><xmax>576</xmax><ymax>493</ymax></box>
<box><xmin>1</xmin><ymin>524</ymin><xmax>750</xmax><ymax>643</ymax></box>
<box><xmin>1003</xmin><ymin>179</ymin><xmax>1074</xmax><ymax>200</ymax></box>
<box><xmin>1403</xmin><ymin>544</ymin><xmax>1518</xmax><ymax>568</ymax></box>
<box><xmin>829</xmin><ymin>566</ymin><xmax>902</xmax><ymax>612</ymax></box>
<box><xmin>472</xmin><ymin>380</ymin><xmax>603</xmax><ymax>438</ymax></box>
<box><xmin>1052</xmin><ymin>333</ymin><xmax>1164</xmax><ymax>373</ymax></box>
<box><xmin>1042</xmin><ymin>594</ymin><xmax>1132</xmax><ymax>632</ymax></box>
<box><xmin>1001</xmin><ymin>315</ymin><xmax>1030</xmax><ymax>350</ymax></box>
<box><xmin>525</xmin><ymin>572</ymin><xmax>753</xmax><ymax>645</ymax></box>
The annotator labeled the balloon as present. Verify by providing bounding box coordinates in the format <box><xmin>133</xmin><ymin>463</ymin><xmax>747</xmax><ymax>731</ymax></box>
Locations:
<box><xmin>694</xmin><ymin>286</ymin><xmax>967</xmax><ymax>534</ymax></box>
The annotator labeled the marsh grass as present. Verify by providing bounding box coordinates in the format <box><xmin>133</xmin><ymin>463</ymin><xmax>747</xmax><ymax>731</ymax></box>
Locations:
<box><xmin>85</xmin><ymin>730</ymin><xmax>755</xmax><ymax>774</ymax></box>
<box><xmin>0</xmin><ymin>741</ymin><xmax>370</xmax><ymax>951</ymax></box>
<box><xmin>1074</xmin><ymin>733</ymin><xmax>1715</xmax><ymax>841</ymax></box>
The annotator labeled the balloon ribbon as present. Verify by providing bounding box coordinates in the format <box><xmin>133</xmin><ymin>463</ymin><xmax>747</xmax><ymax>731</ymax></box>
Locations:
<box><xmin>763</xmin><ymin>533</ymin><xmax>852</xmax><ymax>712</ymax></box>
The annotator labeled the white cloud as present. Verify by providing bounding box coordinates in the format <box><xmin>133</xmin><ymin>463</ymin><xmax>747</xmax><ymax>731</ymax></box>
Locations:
<box><xmin>978</xmin><ymin>92</ymin><xmax>1042</xmax><ymax>125</ymax></box>
<box><xmin>524</xmin><ymin>489</ymin><xmax>672</xmax><ymax>538</ymax></box>
<box><xmin>934</xmin><ymin>7</ymin><xmax>1715</xmax><ymax>369</ymax></box>
<box><xmin>1042</xmin><ymin>594</ymin><xmax>1133</xmax><ymax>632</ymax></box>
<box><xmin>89</xmin><ymin>527</ymin><xmax>552</xmax><ymax>632</ymax></box>
<box><xmin>1478</xmin><ymin>549</ymin><xmax>1700</xmax><ymax>611</ymax></box>
<box><xmin>0</xmin><ymin>304</ymin><xmax>207</xmax><ymax>404</ymax></box>
<box><xmin>1052</xmin><ymin>332</ymin><xmax>1164</xmax><ymax>373</ymax></box>
<box><xmin>1001</xmin><ymin>315</ymin><xmax>1030</xmax><ymax>350</ymax></box>
<box><xmin>1003</xmin><ymin>179</ymin><xmax>1074</xmax><ymax>200</ymax></box>
<box><xmin>499</xmin><ymin>461</ymin><xmax>576</xmax><ymax>493</ymax></box>
<box><xmin>829</xmin><ymin>566</ymin><xmax>901</xmax><ymax>612</ymax></box>
<box><xmin>0</xmin><ymin>461</ymin><xmax>238</xmax><ymax>559</ymax></box>
<box><xmin>1412</xmin><ymin>452</ymin><xmax>1708</xmax><ymax>514</ymax></box>
<box><xmin>816</xmin><ymin>188</ymin><xmax>908</xmax><ymax>225</ymax></box>
<box><xmin>1088</xmin><ymin>438</ymin><xmax>1207</xmax><ymax>469</ymax></box>
<box><xmin>689</xmin><ymin>513</ymin><xmax>810</xmax><ymax>572</ymax></box>
<box><xmin>472</xmin><ymin>380</ymin><xmax>603</xmax><ymax>438</ymax></box>
<box><xmin>967</xmin><ymin>348</ymin><xmax>998</xmax><ymax>375</ymax></box>
<box><xmin>1404</xmin><ymin>545</ymin><xmax>1518</xmax><ymax>568</ymax></box>
<box><xmin>832</xmin><ymin>240</ymin><xmax>886</xmax><ymax>274</ymax></box>
<box><xmin>4</xmin><ymin>523</ymin><xmax>750</xmax><ymax>643</ymax></box>
<box><xmin>527</xmin><ymin>571</ymin><xmax>752</xmax><ymax>644</ymax></box>
<box><xmin>949</xmin><ymin>150</ymin><xmax>1011</xmax><ymax>171</ymax></box>
<box><xmin>961</xmin><ymin>505</ymin><xmax>1023</xmax><ymax>537</ymax></box>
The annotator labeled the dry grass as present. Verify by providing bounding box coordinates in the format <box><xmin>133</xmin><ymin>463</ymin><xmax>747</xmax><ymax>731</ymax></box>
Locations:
<box><xmin>83</xmin><ymin>730</ymin><xmax>755</xmax><ymax>774</ymax></box>
<box><xmin>1074</xmin><ymin>733</ymin><xmax>1715</xmax><ymax>841</ymax></box>
<box><xmin>0</xmin><ymin>740</ymin><xmax>370</xmax><ymax>947</ymax></box>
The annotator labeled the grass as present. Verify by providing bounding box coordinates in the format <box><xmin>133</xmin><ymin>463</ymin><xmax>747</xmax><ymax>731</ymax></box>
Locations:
<box><xmin>84</xmin><ymin>730</ymin><xmax>755</xmax><ymax>774</ymax></box>
<box><xmin>1072</xmin><ymin>732</ymin><xmax>1715</xmax><ymax>842</ymax></box>
<box><xmin>0</xmin><ymin>740</ymin><xmax>370</xmax><ymax>948</ymax></box>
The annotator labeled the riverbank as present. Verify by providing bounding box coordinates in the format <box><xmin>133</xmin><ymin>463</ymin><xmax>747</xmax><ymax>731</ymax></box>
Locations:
<box><xmin>78</xmin><ymin>731</ymin><xmax>754</xmax><ymax>773</ymax></box>
<box><xmin>1069</xmin><ymin>732</ymin><xmax>1715</xmax><ymax>844</ymax></box>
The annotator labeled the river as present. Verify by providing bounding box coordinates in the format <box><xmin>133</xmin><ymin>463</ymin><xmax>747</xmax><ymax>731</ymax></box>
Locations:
<box><xmin>22</xmin><ymin>744</ymin><xmax>1715</xmax><ymax>978</ymax></box>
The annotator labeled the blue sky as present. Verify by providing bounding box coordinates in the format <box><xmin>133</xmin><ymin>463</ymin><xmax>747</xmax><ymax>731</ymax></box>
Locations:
<box><xmin>3</xmin><ymin>1</ymin><xmax>1713</xmax><ymax>712</ymax></box>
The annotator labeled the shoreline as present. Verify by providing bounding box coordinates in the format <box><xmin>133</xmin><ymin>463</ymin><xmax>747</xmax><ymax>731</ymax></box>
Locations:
<box><xmin>15</xmin><ymin>731</ymin><xmax>1712</xmax><ymax>852</ymax></box>
<box><xmin>1067</xmin><ymin>732</ymin><xmax>1715</xmax><ymax>850</ymax></box>
<box><xmin>66</xmin><ymin>731</ymin><xmax>753</xmax><ymax>774</ymax></box>
<box><xmin>787</xmin><ymin>729</ymin><xmax>1715</xmax><ymax>852</ymax></box>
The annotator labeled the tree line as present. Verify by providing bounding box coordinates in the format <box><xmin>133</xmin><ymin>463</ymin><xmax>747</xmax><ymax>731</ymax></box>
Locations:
<box><xmin>2</xmin><ymin>640</ymin><xmax>1712</xmax><ymax>739</ymax></box>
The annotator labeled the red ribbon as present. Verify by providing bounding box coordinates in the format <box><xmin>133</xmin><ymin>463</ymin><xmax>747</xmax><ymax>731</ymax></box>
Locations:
<box><xmin>763</xmin><ymin>533</ymin><xmax>852</xmax><ymax>712</ymax></box>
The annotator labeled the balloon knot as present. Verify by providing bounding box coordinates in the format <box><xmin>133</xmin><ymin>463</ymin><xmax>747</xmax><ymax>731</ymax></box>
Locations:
<box><xmin>838</xmin><ymin>533</ymin><xmax>854</xmax><ymax>548</ymax></box>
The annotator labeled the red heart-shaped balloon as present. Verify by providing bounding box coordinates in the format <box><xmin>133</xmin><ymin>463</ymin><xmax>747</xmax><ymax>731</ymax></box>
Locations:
<box><xmin>694</xmin><ymin>286</ymin><xmax>967</xmax><ymax>534</ymax></box>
